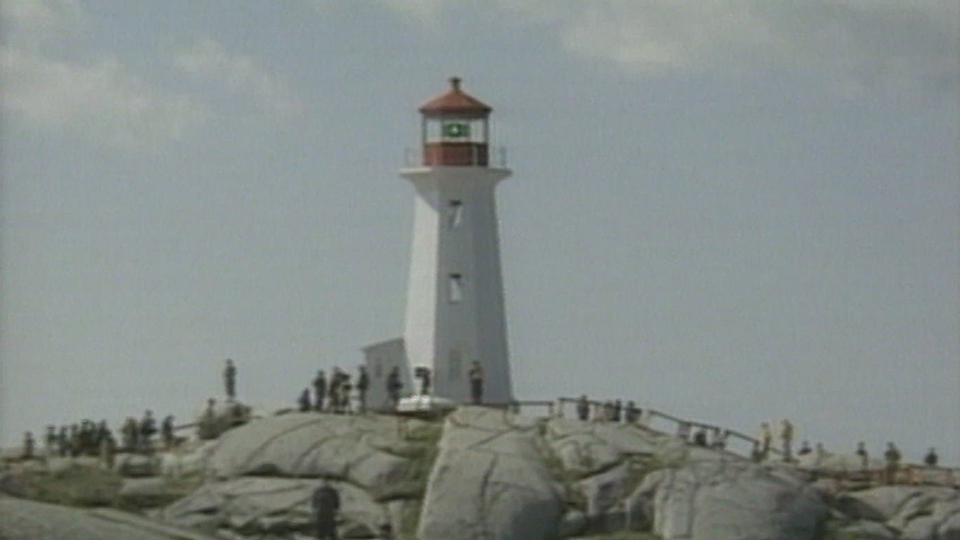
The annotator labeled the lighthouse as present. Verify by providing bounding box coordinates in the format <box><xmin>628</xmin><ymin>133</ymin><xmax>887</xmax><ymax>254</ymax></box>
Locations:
<box><xmin>400</xmin><ymin>77</ymin><xmax>513</xmax><ymax>404</ymax></box>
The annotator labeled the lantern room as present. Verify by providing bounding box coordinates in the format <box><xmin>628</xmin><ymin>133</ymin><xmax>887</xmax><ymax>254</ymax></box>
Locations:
<box><xmin>419</xmin><ymin>77</ymin><xmax>492</xmax><ymax>167</ymax></box>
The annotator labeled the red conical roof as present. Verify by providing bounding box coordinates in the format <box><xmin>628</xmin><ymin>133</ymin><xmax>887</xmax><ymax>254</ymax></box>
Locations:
<box><xmin>419</xmin><ymin>77</ymin><xmax>492</xmax><ymax>117</ymax></box>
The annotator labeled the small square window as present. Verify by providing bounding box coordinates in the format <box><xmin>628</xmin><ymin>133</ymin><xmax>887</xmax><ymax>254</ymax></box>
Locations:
<box><xmin>449</xmin><ymin>273</ymin><xmax>463</xmax><ymax>303</ymax></box>
<box><xmin>448</xmin><ymin>200</ymin><xmax>463</xmax><ymax>228</ymax></box>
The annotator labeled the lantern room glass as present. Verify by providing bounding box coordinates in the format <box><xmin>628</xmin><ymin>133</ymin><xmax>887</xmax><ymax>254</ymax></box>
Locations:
<box><xmin>422</xmin><ymin>117</ymin><xmax>489</xmax><ymax>145</ymax></box>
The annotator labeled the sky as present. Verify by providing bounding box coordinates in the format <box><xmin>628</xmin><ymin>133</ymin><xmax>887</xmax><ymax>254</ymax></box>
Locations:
<box><xmin>1</xmin><ymin>0</ymin><xmax>958</xmax><ymax>464</ymax></box>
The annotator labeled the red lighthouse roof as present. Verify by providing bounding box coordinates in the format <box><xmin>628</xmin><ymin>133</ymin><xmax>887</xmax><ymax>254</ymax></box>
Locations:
<box><xmin>419</xmin><ymin>77</ymin><xmax>492</xmax><ymax>117</ymax></box>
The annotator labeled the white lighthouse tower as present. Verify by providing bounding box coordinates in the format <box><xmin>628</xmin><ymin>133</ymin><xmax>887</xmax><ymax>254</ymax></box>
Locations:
<box><xmin>400</xmin><ymin>77</ymin><xmax>513</xmax><ymax>404</ymax></box>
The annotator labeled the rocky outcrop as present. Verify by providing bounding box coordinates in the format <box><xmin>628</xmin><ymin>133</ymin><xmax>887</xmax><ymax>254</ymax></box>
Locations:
<box><xmin>836</xmin><ymin>486</ymin><xmax>960</xmax><ymax>539</ymax></box>
<box><xmin>635</xmin><ymin>458</ymin><xmax>829</xmax><ymax>540</ymax></box>
<box><xmin>544</xmin><ymin>417</ymin><xmax>665</xmax><ymax>477</ymax></box>
<box><xmin>0</xmin><ymin>495</ymin><xmax>218</xmax><ymax>540</ymax></box>
<box><xmin>417</xmin><ymin>407</ymin><xmax>564</xmax><ymax>540</ymax></box>
<box><xmin>6</xmin><ymin>407</ymin><xmax>958</xmax><ymax>540</ymax></box>
<box><xmin>203</xmin><ymin>413</ymin><xmax>437</xmax><ymax>493</ymax></box>
<box><xmin>157</xmin><ymin>477</ymin><xmax>390</xmax><ymax>537</ymax></box>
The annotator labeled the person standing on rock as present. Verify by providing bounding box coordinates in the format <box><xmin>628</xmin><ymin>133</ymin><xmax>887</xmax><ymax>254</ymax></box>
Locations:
<box><xmin>758</xmin><ymin>422</ymin><xmax>772</xmax><ymax>458</ymax></box>
<box><xmin>356</xmin><ymin>366</ymin><xmax>369</xmax><ymax>413</ymax></box>
<box><xmin>750</xmin><ymin>441</ymin><xmax>763</xmax><ymax>462</ymax></box>
<box><xmin>22</xmin><ymin>432</ymin><xmax>35</xmax><ymax>460</ymax></box>
<box><xmin>313</xmin><ymin>370</ymin><xmax>327</xmax><ymax>412</ymax></box>
<box><xmin>139</xmin><ymin>411</ymin><xmax>157</xmax><ymax>453</ymax></box>
<box><xmin>468</xmin><ymin>360</ymin><xmax>484</xmax><ymax>405</ymax></box>
<box><xmin>693</xmin><ymin>428</ymin><xmax>708</xmax><ymax>447</ymax></box>
<box><xmin>415</xmin><ymin>366</ymin><xmax>432</xmax><ymax>396</ymax></box>
<box><xmin>339</xmin><ymin>375</ymin><xmax>353</xmax><ymax>414</ymax></box>
<box><xmin>779</xmin><ymin>419</ymin><xmax>794</xmax><ymax>461</ymax></box>
<box><xmin>224</xmin><ymin>359</ymin><xmax>237</xmax><ymax>401</ymax></box>
<box><xmin>100</xmin><ymin>432</ymin><xmax>116</xmax><ymax>470</ymax></box>
<box><xmin>386</xmin><ymin>366</ymin><xmax>403</xmax><ymax>409</ymax></box>
<box><xmin>624</xmin><ymin>401</ymin><xmax>640</xmax><ymax>424</ymax></box>
<box><xmin>44</xmin><ymin>425</ymin><xmax>57</xmax><ymax>456</ymax></box>
<box><xmin>576</xmin><ymin>395</ymin><xmax>590</xmax><ymax>421</ymax></box>
<box><xmin>161</xmin><ymin>416</ymin><xmax>176</xmax><ymax>450</ymax></box>
<box><xmin>712</xmin><ymin>428</ymin><xmax>728</xmax><ymax>450</ymax></box>
<box><xmin>311</xmin><ymin>480</ymin><xmax>341</xmax><ymax>540</ymax></box>
<box><xmin>57</xmin><ymin>425</ymin><xmax>70</xmax><ymax>457</ymax></box>
<box><xmin>884</xmin><ymin>442</ymin><xmax>901</xmax><ymax>485</ymax></box>
<box><xmin>329</xmin><ymin>367</ymin><xmax>344</xmax><ymax>413</ymax></box>
<box><xmin>855</xmin><ymin>442</ymin><xmax>869</xmax><ymax>471</ymax></box>
<box><xmin>299</xmin><ymin>388</ymin><xmax>312</xmax><ymax>412</ymax></box>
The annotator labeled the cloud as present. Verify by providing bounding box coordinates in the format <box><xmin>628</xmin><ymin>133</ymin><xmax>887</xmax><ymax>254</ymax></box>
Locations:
<box><xmin>1</xmin><ymin>0</ymin><xmax>84</xmax><ymax>39</ymax></box>
<box><xmin>171</xmin><ymin>38</ymin><xmax>304</xmax><ymax>117</ymax></box>
<box><xmin>1</xmin><ymin>49</ymin><xmax>205</xmax><ymax>148</ymax></box>
<box><xmin>345</xmin><ymin>0</ymin><xmax>957</xmax><ymax>95</ymax></box>
<box><xmin>499</xmin><ymin>0</ymin><xmax>959</xmax><ymax>94</ymax></box>
<box><xmin>1</xmin><ymin>0</ymin><xmax>207</xmax><ymax>148</ymax></box>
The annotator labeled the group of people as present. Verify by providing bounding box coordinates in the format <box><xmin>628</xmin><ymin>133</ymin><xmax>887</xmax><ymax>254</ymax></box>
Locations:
<box><xmin>292</xmin><ymin>359</ymin><xmax>487</xmax><ymax>414</ymax></box>
<box><xmin>755</xmin><ymin>419</ymin><xmax>795</xmax><ymax>461</ymax></box>
<box><xmin>573</xmin><ymin>395</ymin><xmax>643</xmax><ymax>424</ymax></box>
<box><xmin>19</xmin><ymin>411</ymin><xmax>178</xmax><ymax>466</ymax></box>
<box><xmin>300</xmin><ymin>366</ymin><xmax>371</xmax><ymax>414</ymax></box>
<box><xmin>120</xmin><ymin>411</ymin><xmax>179</xmax><ymax>453</ymax></box>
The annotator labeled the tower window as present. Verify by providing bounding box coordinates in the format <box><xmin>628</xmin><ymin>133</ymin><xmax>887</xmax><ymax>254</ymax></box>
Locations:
<box><xmin>448</xmin><ymin>200</ymin><xmax>463</xmax><ymax>228</ymax></box>
<box><xmin>448</xmin><ymin>273</ymin><xmax>463</xmax><ymax>303</ymax></box>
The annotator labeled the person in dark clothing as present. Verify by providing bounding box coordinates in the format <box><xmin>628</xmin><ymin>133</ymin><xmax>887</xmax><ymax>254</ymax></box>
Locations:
<box><xmin>44</xmin><ymin>425</ymin><xmax>57</xmax><ymax>455</ymax></box>
<box><xmin>712</xmin><ymin>428</ymin><xmax>728</xmax><ymax>450</ymax></box>
<box><xmin>139</xmin><ymin>411</ymin><xmax>157</xmax><ymax>452</ymax></box>
<box><xmin>468</xmin><ymin>361</ymin><xmax>484</xmax><ymax>405</ymax></box>
<box><xmin>924</xmin><ymin>448</ymin><xmax>938</xmax><ymax>467</ymax></box>
<box><xmin>329</xmin><ymin>367</ymin><xmax>344</xmax><ymax>413</ymax></box>
<box><xmin>576</xmin><ymin>395</ymin><xmax>590</xmax><ymax>422</ymax></box>
<box><xmin>161</xmin><ymin>415</ymin><xmax>175</xmax><ymax>449</ymax></box>
<box><xmin>884</xmin><ymin>442</ymin><xmax>902</xmax><ymax>485</ymax></box>
<box><xmin>797</xmin><ymin>440</ymin><xmax>812</xmax><ymax>456</ymax></box>
<box><xmin>386</xmin><ymin>366</ymin><xmax>403</xmax><ymax>409</ymax></box>
<box><xmin>339</xmin><ymin>376</ymin><xmax>353</xmax><ymax>414</ymax></box>
<box><xmin>57</xmin><ymin>425</ymin><xmax>70</xmax><ymax>457</ymax></box>
<box><xmin>224</xmin><ymin>359</ymin><xmax>237</xmax><ymax>400</ymax></box>
<box><xmin>356</xmin><ymin>366</ymin><xmax>369</xmax><ymax>413</ymax></box>
<box><xmin>613</xmin><ymin>400</ymin><xmax>623</xmax><ymax>422</ymax></box>
<box><xmin>415</xmin><ymin>366</ymin><xmax>432</xmax><ymax>396</ymax></box>
<box><xmin>298</xmin><ymin>388</ymin><xmax>312</xmax><ymax>412</ymax></box>
<box><xmin>624</xmin><ymin>401</ymin><xmax>641</xmax><ymax>424</ymax></box>
<box><xmin>23</xmin><ymin>432</ymin><xmax>35</xmax><ymax>459</ymax></box>
<box><xmin>313</xmin><ymin>370</ymin><xmax>327</xmax><ymax>412</ymax></box>
<box><xmin>693</xmin><ymin>428</ymin><xmax>708</xmax><ymax>447</ymax></box>
<box><xmin>311</xmin><ymin>481</ymin><xmax>341</xmax><ymax>540</ymax></box>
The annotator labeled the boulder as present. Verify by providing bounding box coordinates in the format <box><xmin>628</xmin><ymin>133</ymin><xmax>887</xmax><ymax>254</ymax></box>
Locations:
<box><xmin>638</xmin><ymin>459</ymin><xmax>828</xmax><ymax>540</ymax></box>
<box><xmin>116</xmin><ymin>454</ymin><xmax>160</xmax><ymax>478</ymax></box>
<box><xmin>901</xmin><ymin>516</ymin><xmax>938</xmax><ymax>540</ymax></box>
<box><xmin>417</xmin><ymin>407</ymin><xmax>564</xmax><ymax>540</ymax></box>
<box><xmin>0</xmin><ymin>495</ymin><xmax>219</xmax><ymax>540</ymax></box>
<box><xmin>559</xmin><ymin>510</ymin><xmax>587</xmax><ymax>538</ymax></box>
<box><xmin>159</xmin><ymin>440</ymin><xmax>218</xmax><ymax>479</ymax></box>
<box><xmin>939</xmin><ymin>509</ymin><xmax>960</xmax><ymax>540</ymax></box>
<box><xmin>835</xmin><ymin>520</ymin><xmax>897</xmax><ymax>539</ymax></box>
<box><xmin>195</xmin><ymin>400</ymin><xmax>252</xmax><ymax>440</ymax></box>
<box><xmin>837</xmin><ymin>486</ymin><xmax>958</xmax><ymax>525</ymax></box>
<box><xmin>203</xmin><ymin>413</ymin><xmax>437</xmax><ymax>490</ymax></box>
<box><xmin>159</xmin><ymin>477</ymin><xmax>389</xmax><ymax>537</ymax></box>
<box><xmin>545</xmin><ymin>418</ymin><xmax>664</xmax><ymax>477</ymax></box>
